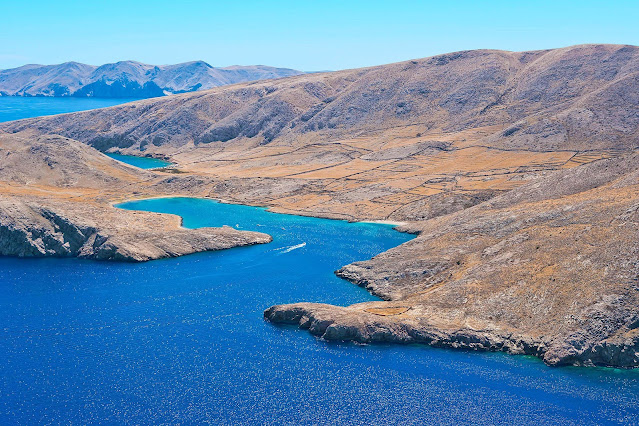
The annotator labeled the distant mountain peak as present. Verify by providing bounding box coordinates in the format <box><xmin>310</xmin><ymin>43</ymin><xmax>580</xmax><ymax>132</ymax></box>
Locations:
<box><xmin>183</xmin><ymin>60</ymin><xmax>212</xmax><ymax>67</ymax></box>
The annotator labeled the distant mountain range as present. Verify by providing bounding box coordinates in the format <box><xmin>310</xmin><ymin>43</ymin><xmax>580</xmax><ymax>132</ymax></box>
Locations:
<box><xmin>0</xmin><ymin>60</ymin><xmax>304</xmax><ymax>98</ymax></box>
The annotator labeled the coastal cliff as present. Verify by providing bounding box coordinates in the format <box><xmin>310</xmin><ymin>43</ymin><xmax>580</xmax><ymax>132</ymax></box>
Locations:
<box><xmin>0</xmin><ymin>197</ymin><xmax>271</xmax><ymax>261</ymax></box>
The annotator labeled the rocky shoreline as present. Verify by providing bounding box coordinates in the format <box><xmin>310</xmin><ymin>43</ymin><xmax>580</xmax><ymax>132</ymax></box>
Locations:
<box><xmin>264</xmin><ymin>302</ymin><xmax>639</xmax><ymax>368</ymax></box>
<box><xmin>0</xmin><ymin>197</ymin><xmax>272</xmax><ymax>262</ymax></box>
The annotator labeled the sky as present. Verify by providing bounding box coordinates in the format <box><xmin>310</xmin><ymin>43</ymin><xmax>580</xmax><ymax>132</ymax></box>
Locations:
<box><xmin>1</xmin><ymin>0</ymin><xmax>638</xmax><ymax>71</ymax></box>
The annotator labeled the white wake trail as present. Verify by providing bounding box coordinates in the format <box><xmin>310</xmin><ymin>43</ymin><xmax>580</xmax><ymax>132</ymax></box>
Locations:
<box><xmin>278</xmin><ymin>242</ymin><xmax>306</xmax><ymax>254</ymax></box>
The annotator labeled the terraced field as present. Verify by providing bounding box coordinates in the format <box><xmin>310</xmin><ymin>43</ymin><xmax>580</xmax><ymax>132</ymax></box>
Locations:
<box><xmin>162</xmin><ymin>124</ymin><xmax>635</xmax><ymax>222</ymax></box>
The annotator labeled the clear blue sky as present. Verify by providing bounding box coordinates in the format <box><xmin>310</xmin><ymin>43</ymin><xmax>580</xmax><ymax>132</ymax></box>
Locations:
<box><xmin>1</xmin><ymin>0</ymin><xmax>637</xmax><ymax>71</ymax></box>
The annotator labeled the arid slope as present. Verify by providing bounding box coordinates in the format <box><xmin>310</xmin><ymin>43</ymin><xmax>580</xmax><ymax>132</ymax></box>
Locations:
<box><xmin>267</xmin><ymin>153</ymin><xmax>639</xmax><ymax>367</ymax></box>
<box><xmin>3</xmin><ymin>44</ymin><xmax>638</xmax><ymax>223</ymax></box>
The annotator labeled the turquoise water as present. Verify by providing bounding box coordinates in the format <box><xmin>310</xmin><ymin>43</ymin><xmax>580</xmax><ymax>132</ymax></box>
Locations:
<box><xmin>0</xmin><ymin>99</ymin><xmax>170</xmax><ymax>169</ymax></box>
<box><xmin>0</xmin><ymin>96</ymin><xmax>139</xmax><ymax>122</ymax></box>
<box><xmin>0</xmin><ymin>197</ymin><xmax>638</xmax><ymax>424</ymax></box>
<box><xmin>106</xmin><ymin>153</ymin><xmax>173</xmax><ymax>169</ymax></box>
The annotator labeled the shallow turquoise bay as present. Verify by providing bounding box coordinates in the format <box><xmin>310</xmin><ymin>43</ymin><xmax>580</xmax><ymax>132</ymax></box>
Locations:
<box><xmin>106</xmin><ymin>153</ymin><xmax>172</xmax><ymax>169</ymax></box>
<box><xmin>0</xmin><ymin>197</ymin><xmax>637</xmax><ymax>424</ymax></box>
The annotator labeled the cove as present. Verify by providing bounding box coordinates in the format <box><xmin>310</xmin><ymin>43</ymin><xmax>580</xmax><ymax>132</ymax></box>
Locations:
<box><xmin>106</xmin><ymin>153</ymin><xmax>173</xmax><ymax>169</ymax></box>
<box><xmin>0</xmin><ymin>197</ymin><xmax>638</xmax><ymax>424</ymax></box>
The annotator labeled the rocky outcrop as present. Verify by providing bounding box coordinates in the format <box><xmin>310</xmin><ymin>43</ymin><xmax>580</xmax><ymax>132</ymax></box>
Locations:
<box><xmin>266</xmin><ymin>152</ymin><xmax>639</xmax><ymax>368</ymax></box>
<box><xmin>0</xmin><ymin>197</ymin><xmax>271</xmax><ymax>261</ymax></box>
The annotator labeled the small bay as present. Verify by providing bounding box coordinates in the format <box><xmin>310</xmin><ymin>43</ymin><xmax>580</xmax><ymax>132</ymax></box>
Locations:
<box><xmin>106</xmin><ymin>153</ymin><xmax>172</xmax><ymax>169</ymax></box>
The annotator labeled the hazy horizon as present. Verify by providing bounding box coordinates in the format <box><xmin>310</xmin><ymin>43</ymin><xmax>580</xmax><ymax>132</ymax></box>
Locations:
<box><xmin>2</xmin><ymin>0</ymin><xmax>638</xmax><ymax>71</ymax></box>
<box><xmin>3</xmin><ymin>41</ymin><xmax>639</xmax><ymax>74</ymax></box>
<box><xmin>0</xmin><ymin>60</ymin><xmax>308</xmax><ymax>71</ymax></box>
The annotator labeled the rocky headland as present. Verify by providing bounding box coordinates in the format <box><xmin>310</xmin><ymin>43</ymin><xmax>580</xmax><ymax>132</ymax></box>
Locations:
<box><xmin>0</xmin><ymin>133</ymin><xmax>271</xmax><ymax>261</ymax></box>
<box><xmin>2</xmin><ymin>44</ymin><xmax>639</xmax><ymax>366</ymax></box>
<box><xmin>266</xmin><ymin>152</ymin><xmax>639</xmax><ymax>367</ymax></box>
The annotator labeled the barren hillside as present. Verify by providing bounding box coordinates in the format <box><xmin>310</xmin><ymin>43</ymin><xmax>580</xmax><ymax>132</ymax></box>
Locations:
<box><xmin>4</xmin><ymin>44</ymin><xmax>638</xmax><ymax>223</ymax></box>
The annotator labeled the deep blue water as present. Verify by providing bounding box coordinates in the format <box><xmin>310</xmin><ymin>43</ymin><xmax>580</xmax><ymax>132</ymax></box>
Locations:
<box><xmin>106</xmin><ymin>153</ymin><xmax>173</xmax><ymax>169</ymax></box>
<box><xmin>0</xmin><ymin>96</ymin><xmax>139</xmax><ymax>122</ymax></box>
<box><xmin>0</xmin><ymin>197</ymin><xmax>638</xmax><ymax>425</ymax></box>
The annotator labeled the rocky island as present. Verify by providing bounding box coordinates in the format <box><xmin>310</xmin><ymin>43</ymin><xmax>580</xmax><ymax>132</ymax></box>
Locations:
<box><xmin>2</xmin><ymin>43</ymin><xmax>639</xmax><ymax>367</ymax></box>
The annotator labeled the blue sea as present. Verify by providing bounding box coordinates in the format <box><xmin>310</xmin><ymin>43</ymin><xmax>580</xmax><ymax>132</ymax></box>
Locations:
<box><xmin>0</xmin><ymin>99</ymin><xmax>638</xmax><ymax>424</ymax></box>
<box><xmin>0</xmin><ymin>96</ymin><xmax>138</xmax><ymax>122</ymax></box>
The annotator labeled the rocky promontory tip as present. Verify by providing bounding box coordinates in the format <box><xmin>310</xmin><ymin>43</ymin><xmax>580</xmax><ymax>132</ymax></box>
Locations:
<box><xmin>0</xmin><ymin>197</ymin><xmax>272</xmax><ymax>262</ymax></box>
<box><xmin>264</xmin><ymin>302</ymin><xmax>639</xmax><ymax>368</ymax></box>
<box><xmin>264</xmin><ymin>302</ymin><xmax>547</xmax><ymax>355</ymax></box>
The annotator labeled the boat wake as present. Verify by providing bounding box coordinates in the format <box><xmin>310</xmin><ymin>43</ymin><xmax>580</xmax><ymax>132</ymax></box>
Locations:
<box><xmin>275</xmin><ymin>242</ymin><xmax>307</xmax><ymax>254</ymax></box>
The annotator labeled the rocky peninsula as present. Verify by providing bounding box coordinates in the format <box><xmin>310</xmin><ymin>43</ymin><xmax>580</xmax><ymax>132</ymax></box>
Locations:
<box><xmin>0</xmin><ymin>133</ymin><xmax>270</xmax><ymax>261</ymax></box>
